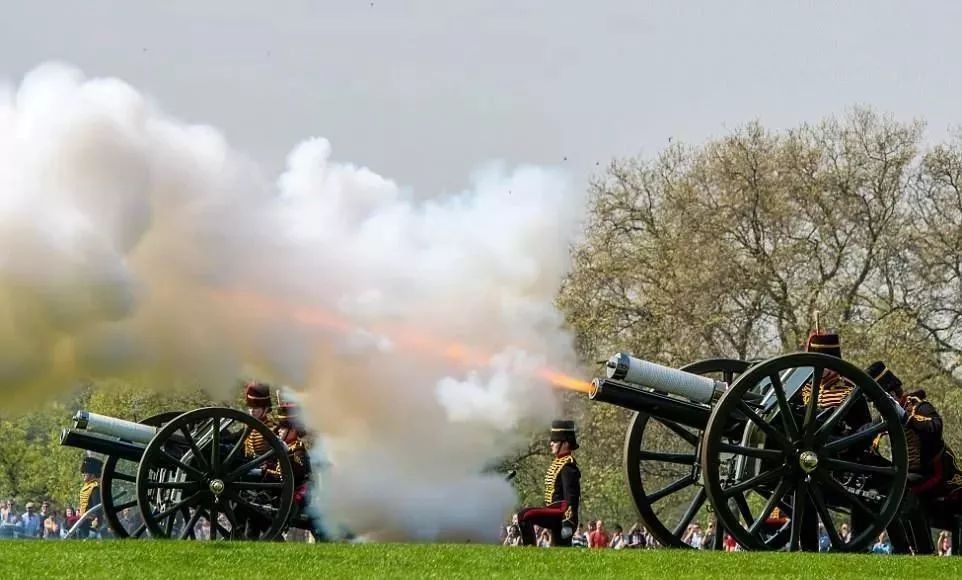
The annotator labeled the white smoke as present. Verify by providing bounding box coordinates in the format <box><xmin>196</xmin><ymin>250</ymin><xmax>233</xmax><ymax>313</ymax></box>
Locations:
<box><xmin>0</xmin><ymin>62</ymin><xmax>586</xmax><ymax>541</ymax></box>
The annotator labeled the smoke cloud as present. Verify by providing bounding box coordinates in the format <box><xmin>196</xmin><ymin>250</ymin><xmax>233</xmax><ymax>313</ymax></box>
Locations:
<box><xmin>0</xmin><ymin>62</ymin><xmax>585</xmax><ymax>541</ymax></box>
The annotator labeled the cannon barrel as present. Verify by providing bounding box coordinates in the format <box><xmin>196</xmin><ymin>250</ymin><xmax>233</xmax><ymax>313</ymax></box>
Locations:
<box><xmin>60</xmin><ymin>429</ymin><xmax>145</xmax><ymax>463</ymax></box>
<box><xmin>589</xmin><ymin>378</ymin><xmax>711</xmax><ymax>430</ymax></box>
<box><xmin>73</xmin><ymin>410</ymin><xmax>161</xmax><ymax>445</ymax></box>
<box><xmin>604</xmin><ymin>353</ymin><xmax>725</xmax><ymax>403</ymax></box>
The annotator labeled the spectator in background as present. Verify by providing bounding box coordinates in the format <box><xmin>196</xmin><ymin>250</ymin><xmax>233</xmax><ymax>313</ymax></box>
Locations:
<box><xmin>871</xmin><ymin>531</ymin><xmax>893</xmax><ymax>554</ymax></box>
<box><xmin>818</xmin><ymin>523</ymin><xmax>831</xmax><ymax>552</ymax></box>
<box><xmin>43</xmin><ymin>510</ymin><xmax>62</xmax><ymax>540</ymax></box>
<box><xmin>571</xmin><ymin>523</ymin><xmax>587</xmax><ymax>547</ymax></box>
<box><xmin>937</xmin><ymin>531</ymin><xmax>952</xmax><ymax>556</ymax></box>
<box><xmin>839</xmin><ymin>523</ymin><xmax>851</xmax><ymax>543</ymax></box>
<box><xmin>1</xmin><ymin>500</ymin><xmax>19</xmax><ymax>525</ymax></box>
<box><xmin>682</xmin><ymin>523</ymin><xmax>704</xmax><ymax>548</ymax></box>
<box><xmin>588</xmin><ymin>520</ymin><xmax>610</xmax><ymax>548</ymax></box>
<box><xmin>63</xmin><ymin>506</ymin><xmax>79</xmax><ymax>535</ymax></box>
<box><xmin>609</xmin><ymin>524</ymin><xmax>627</xmax><ymax>549</ymax></box>
<box><xmin>503</xmin><ymin>524</ymin><xmax>522</xmax><ymax>546</ymax></box>
<box><xmin>627</xmin><ymin>524</ymin><xmax>647</xmax><ymax>549</ymax></box>
<box><xmin>21</xmin><ymin>502</ymin><xmax>42</xmax><ymax>538</ymax></box>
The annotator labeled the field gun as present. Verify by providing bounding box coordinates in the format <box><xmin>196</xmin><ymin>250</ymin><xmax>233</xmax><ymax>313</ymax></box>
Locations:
<box><xmin>60</xmin><ymin>407</ymin><xmax>308</xmax><ymax>541</ymax></box>
<box><xmin>584</xmin><ymin>351</ymin><xmax>910</xmax><ymax>553</ymax></box>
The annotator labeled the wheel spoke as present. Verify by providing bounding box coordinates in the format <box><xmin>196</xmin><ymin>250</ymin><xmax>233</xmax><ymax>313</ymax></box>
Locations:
<box><xmin>158</xmin><ymin>450</ymin><xmax>207</xmax><ymax>481</ymax></box>
<box><xmin>815</xmin><ymin>471</ymin><xmax>880</xmax><ymax>522</ymax></box>
<box><xmin>733</xmin><ymin>493</ymin><xmax>755</xmax><ymax>526</ymax></box>
<box><xmin>233</xmin><ymin>481</ymin><xmax>287</xmax><ymax>490</ymax></box>
<box><xmin>179</xmin><ymin>508</ymin><xmax>203</xmax><ymax>540</ymax></box>
<box><xmin>132</xmin><ymin>523</ymin><xmax>147</xmax><ymax>538</ymax></box>
<box><xmin>735</xmin><ymin>400</ymin><xmax>790</xmax><ymax>449</ymax></box>
<box><xmin>788</xmin><ymin>480</ymin><xmax>808</xmax><ymax>552</ymax></box>
<box><xmin>223</xmin><ymin>426</ymin><xmax>252</xmax><ymax>469</ymax></box>
<box><xmin>770</xmin><ymin>373</ymin><xmax>800</xmax><ymax>441</ymax></box>
<box><xmin>822</xmin><ymin>457</ymin><xmax>898</xmax><ymax>476</ymax></box>
<box><xmin>636</xmin><ymin>451</ymin><xmax>697</xmax><ymax>465</ymax></box>
<box><xmin>113</xmin><ymin>472</ymin><xmax>136</xmax><ymax>483</ymax></box>
<box><xmin>672</xmin><ymin>487</ymin><xmax>707</xmax><ymax>536</ymax></box>
<box><xmin>115</xmin><ymin>500</ymin><xmax>137</xmax><ymax>511</ymax></box>
<box><xmin>210</xmin><ymin>416</ymin><xmax>221</xmax><ymax>474</ymax></box>
<box><xmin>180</xmin><ymin>426</ymin><xmax>210</xmax><ymax>473</ymax></box>
<box><xmin>813</xmin><ymin>386</ymin><xmax>864</xmax><ymax>444</ymax></box>
<box><xmin>656</xmin><ymin>418</ymin><xmax>700</xmax><ymax>447</ymax></box>
<box><xmin>209</xmin><ymin>497</ymin><xmax>218</xmax><ymax>540</ymax></box>
<box><xmin>748</xmin><ymin>477</ymin><xmax>794</xmax><ymax>537</ymax></box>
<box><xmin>808</xmin><ymin>483</ymin><xmax>843</xmax><ymax>547</ymax></box>
<box><xmin>722</xmin><ymin>466</ymin><xmax>787</xmax><ymax>498</ymax></box>
<box><xmin>823</xmin><ymin>421</ymin><xmax>888</xmax><ymax>453</ymax></box>
<box><xmin>145</xmin><ymin>481</ymin><xmax>198</xmax><ymax>490</ymax></box>
<box><xmin>152</xmin><ymin>490</ymin><xmax>203</xmax><ymax>522</ymax></box>
<box><xmin>718</xmin><ymin>443</ymin><xmax>785</xmax><ymax>462</ymax></box>
<box><xmin>648</xmin><ymin>475</ymin><xmax>694</xmax><ymax>503</ymax></box>
<box><xmin>226</xmin><ymin>448</ymin><xmax>277</xmax><ymax>482</ymax></box>
<box><xmin>802</xmin><ymin>367</ymin><xmax>824</xmax><ymax>445</ymax></box>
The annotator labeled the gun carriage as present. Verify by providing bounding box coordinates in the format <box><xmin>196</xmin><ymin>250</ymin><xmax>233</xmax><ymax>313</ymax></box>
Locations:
<box><xmin>60</xmin><ymin>406</ymin><xmax>315</xmax><ymax>541</ymax></box>
<box><xmin>588</xmin><ymin>351</ymin><xmax>909</xmax><ymax>552</ymax></box>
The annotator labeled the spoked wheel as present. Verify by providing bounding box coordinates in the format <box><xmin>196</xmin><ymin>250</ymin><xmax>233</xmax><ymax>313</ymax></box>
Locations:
<box><xmin>702</xmin><ymin>353</ymin><xmax>908</xmax><ymax>552</ymax></box>
<box><xmin>624</xmin><ymin>358</ymin><xmax>750</xmax><ymax>549</ymax></box>
<box><xmin>136</xmin><ymin>407</ymin><xmax>294</xmax><ymax>540</ymax></box>
<box><xmin>101</xmin><ymin>412</ymin><xmax>183</xmax><ymax>538</ymax></box>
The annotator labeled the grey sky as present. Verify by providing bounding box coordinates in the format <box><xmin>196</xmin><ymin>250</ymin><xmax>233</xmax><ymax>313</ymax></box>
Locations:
<box><xmin>2</xmin><ymin>1</ymin><xmax>961</xmax><ymax>196</ymax></box>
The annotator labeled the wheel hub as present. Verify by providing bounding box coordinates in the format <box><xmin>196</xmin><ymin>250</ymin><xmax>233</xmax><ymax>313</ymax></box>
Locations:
<box><xmin>798</xmin><ymin>450</ymin><xmax>819</xmax><ymax>473</ymax></box>
<box><xmin>209</xmin><ymin>478</ymin><xmax>225</xmax><ymax>495</ymax></box>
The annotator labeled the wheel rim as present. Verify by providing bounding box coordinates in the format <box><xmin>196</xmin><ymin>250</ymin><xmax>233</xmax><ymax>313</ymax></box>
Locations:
<box><xmin>101</xmin><ymin>412</ymin><xmax>183</xmax><ymax>539</ymax></box>
<box><xmin>624</xmin><ymin>358</ymin><xmax>750</xmax><ymax>549</ymax></box>
<box><xmin>136</xmin><ymin>407</ymin><xmax>295</xmax><ymax>540</ymax></box>
<box><xmin>701</xmin><ymin>353</ymin><xmax>908</xmax><ymax>552</ymax></box>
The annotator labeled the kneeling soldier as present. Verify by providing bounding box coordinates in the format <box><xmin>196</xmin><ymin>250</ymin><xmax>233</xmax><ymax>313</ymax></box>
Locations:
<box><xmin>517</xmin><ymin>420</ymin><xmax>581</xmax><ymax>547</ymax></box>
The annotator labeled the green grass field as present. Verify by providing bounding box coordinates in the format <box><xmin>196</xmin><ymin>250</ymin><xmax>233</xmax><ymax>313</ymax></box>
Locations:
<box><xmin>1</xmin><ymin>541</ymin><xmax>960</xmax><ymax>579</ymax></box>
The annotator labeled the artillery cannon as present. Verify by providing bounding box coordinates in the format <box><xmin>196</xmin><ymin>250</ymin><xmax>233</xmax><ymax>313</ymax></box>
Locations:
<box><xmin>588</xmin><ymin>352</ymin><xmax>910</xmax><ymax>552</ymax></box>
<box><xmin>61</xmin><ymin>407</ymin><xmax>312</xmax><ymax>541</ymax></box>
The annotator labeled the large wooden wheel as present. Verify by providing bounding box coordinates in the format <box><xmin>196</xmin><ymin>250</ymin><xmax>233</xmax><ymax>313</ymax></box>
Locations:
<box><xmin>136</xmin><ymin>407</ymin><xmax>294</xmax><ymax>540</ymax></box>
<box><xmin>623</xmin><ymin>358</ymin><xmax>750</xmax><ymax>549</ymax></box>
<box><xmin>701</xmin><ymin>353</ymin><xmax>908</xmax><ymax>552</ymax></box>
<box><xmin>101</xmin><ymin>411</ymin><xmax>183</xmax><ymax>538</ymax></box>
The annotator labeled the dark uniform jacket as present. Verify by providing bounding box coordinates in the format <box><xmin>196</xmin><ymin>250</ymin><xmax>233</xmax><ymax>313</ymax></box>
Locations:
<box><xmin>543</xmin><ymin>453</ymin><xmax>580</xmax><ymax>529</ymax></box>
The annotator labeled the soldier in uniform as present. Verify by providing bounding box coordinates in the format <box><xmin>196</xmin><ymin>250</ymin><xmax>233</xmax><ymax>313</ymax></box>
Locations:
<box><xmin>799</xmin><ymin>330</ymin><xmax>872</xmax><ymax>427</ymax></box>
<box><xmin>237</xmin><ymin>381</ymin><xmax>276</xmax><ymax>538</ymax></box>
<box><xmin>517</xmin><ymin>420</ymin><xmax>581</xmax><ymax>547</ymax></box>
<box><xmin>77</xmin><ymin>455</ymin><xmax>103</xmax><ymax>539</ymax></box>
<box><xmin>269</xmin><ymin>398</ymin><xmax>311</xmax><ymax>507</ymax></box>
<box><xmin>243</xmin><ymin>381</ymin><xmax>275</xmax><ymax>459</ymax></box>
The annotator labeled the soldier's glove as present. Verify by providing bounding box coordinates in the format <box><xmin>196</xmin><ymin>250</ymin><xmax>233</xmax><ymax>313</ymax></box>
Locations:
<box><xmin>560</xmin><ymin>523</ymin><xmax>574</xmax><ymax>540</ymax></box>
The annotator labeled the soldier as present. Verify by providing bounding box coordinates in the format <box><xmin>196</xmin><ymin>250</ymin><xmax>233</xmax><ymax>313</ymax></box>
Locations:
<box><xmin>269</xmin><ymin>398</ymin><xmax>311</xmax><ymax>507</ymax></box>
<box><xmin>243</xmin><ymin>381</ymin><xmax>275</xmax><ymax>459</ymax></box>
<box><xmin>866</xmin><ymin>361</ymin><xmax>962</xmax><ymax>500</ymax></box>
<box><xmin>799</xmin><ymin>330</ymin><xmax>873</xmax><ymax>429</ymax></box>
<box><xmin>517</xmin><ymin>420</ymin><xmax>581</xmax><ymax>547</ymax></box>
<box><xmin>77</xmin><ymin>455</ymin><xmax>103</xmax><ymax>539</ymax></box>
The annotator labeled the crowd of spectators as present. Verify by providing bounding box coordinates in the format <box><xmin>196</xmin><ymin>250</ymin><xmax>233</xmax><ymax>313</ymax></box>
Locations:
<box><xmin>0</xmin><ymin>499</ymin><xmax>81</xmax><ymax>540</ymax></box>
<box><xmin>501</xmin><ymin>515</ymin><xmax>954</xmax><ymax>555</ymax></box>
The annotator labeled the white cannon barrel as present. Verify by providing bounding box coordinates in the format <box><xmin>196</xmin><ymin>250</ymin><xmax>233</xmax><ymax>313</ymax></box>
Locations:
<box><xmin>73</xmin><ymin>411</ymin><xmax>159</xmax><ymax>445</ymax></box>
<box><xmin>605</xmin><ymin>353</ymin><xmax>724</xmax><ymax>403</ymax></box>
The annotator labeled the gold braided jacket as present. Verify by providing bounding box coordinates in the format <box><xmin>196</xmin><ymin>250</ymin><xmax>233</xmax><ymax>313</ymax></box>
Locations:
<box><xmin>244</xmin><ymin>418</ymin><xmax>276</xmax><ymax>459</ymax></box>
<box><xmin>543</xmin><ymin>454</ymin><xmax>576</xmax><ymax>521</ymax></box>
<box><xmin>78</xmin><ymin>480</ymin><xmax>99</xmax><ymax>514</ymax></box>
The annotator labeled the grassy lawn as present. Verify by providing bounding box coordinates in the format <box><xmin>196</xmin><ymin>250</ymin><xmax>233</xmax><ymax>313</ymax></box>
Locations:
<box><xmin>1</xmin><ymin>540</ymin><xmax>960</xmax><ymax>579</ymax></box>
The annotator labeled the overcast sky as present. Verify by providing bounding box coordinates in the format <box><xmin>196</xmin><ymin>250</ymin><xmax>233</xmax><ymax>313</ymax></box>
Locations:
<box><xmin>2</xmin><ymin>1</ymin><xmax>961</xmax><ymax>196</ymax></box>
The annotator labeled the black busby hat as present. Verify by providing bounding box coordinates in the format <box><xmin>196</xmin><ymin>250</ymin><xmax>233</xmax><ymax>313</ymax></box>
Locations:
<box><xmin>866</xmin><ymin>361</ymin><xmax>903</xmax><ymax>396</ymax></box>
<box><xmin>81</xmin><ymin>455</ymin><xmax>103</xmax><ymax>477</ymax></box>
<box><xmin>550</xmin><ymin>419</ymin><xmax>579</xmax><ymax>451</ymax></box>
<box><xmin>244</xmin><ymin>381</ymin><xmax>273</xmax><ymax>409</ymax></box>
<box><xmin>806</xmin><ymin>331</ymin><xmax>841</xmax><ymax>358</ymax></box>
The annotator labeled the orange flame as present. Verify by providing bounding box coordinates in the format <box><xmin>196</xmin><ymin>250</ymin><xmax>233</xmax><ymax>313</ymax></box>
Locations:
<box><xmin>215</xmin><ymin>289</ymin><xmax>591</xmax><ymax>394</ymax></box>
